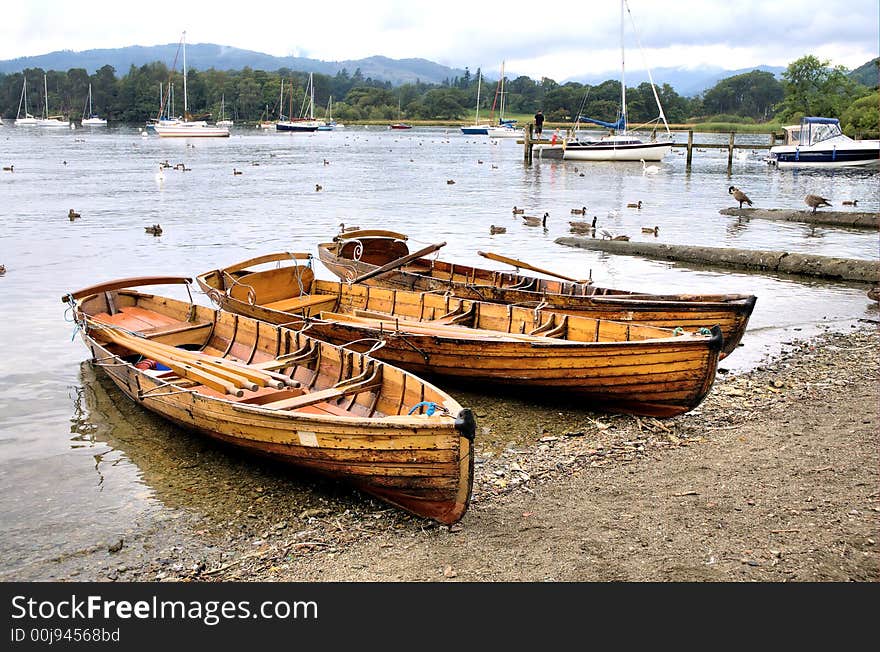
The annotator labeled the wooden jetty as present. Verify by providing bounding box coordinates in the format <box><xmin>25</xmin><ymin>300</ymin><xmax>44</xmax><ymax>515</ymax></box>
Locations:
<box><xmin>522</xmin><ymin>126</ymin><xmax>779</xmax><ymax>171</ymax></box>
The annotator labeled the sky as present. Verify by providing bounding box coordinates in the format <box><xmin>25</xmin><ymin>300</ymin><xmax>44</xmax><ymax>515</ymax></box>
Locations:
<box><xmin>2</xmin><ymin>0</ymin><xmax>878</xmax><ymax>80</ymax></box>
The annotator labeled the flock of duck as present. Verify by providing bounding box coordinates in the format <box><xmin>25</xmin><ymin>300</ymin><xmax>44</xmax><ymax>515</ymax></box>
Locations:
<box><xmin>492</xmin><ymin>201</ymin><xmax>655</xmax><ymax>240</ymax></box>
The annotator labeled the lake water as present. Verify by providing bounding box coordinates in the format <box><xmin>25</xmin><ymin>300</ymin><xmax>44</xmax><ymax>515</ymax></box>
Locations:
<box><xmin>1</xmin><ymin>124</ymin><xmax>877</xmax><ymax>577</ymax></box>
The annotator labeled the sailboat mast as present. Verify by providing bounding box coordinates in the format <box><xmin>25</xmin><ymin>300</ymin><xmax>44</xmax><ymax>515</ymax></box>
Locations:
<box><xmin>309</xmin><ymin>73</ymin><xmax>314</xmax><ymax>120</ymax></box>
<box><xmin>499</xmin><ymin>61</ymin><xmax>505</xmax><ymax>123</ymax></box>
<box><xmin>182</xmin><ymin>31</ymin><xmax>188</xmax><ymax>115</ymax></box>
<box><xmin>279</xmin><ymin>79</ymin><xmax>284</xmax><ymax>120</ymax></box>
<box><xmin>44</xmin><ymin>74</ymin><xmax>48</xmax><ymax>119</ymax></box>
<box><xmin>475</xmin><ymin>71</ymin><xmax>481</xmax><ymax>123</ymax></box>
<box><xmin>619</xmin><ymin>0</ymin><xmax>626</xmax><ymax>134</ymax></box>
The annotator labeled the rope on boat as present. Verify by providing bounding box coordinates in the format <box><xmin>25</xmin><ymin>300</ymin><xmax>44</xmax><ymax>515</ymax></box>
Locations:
<box><xmin>673</xmin><ymin>327</ymin><xmax>685</xmax><ymax>336</ymax></box>
<box><xmin>697</xmin><ymin>327</ymin><xmax>712</xmax><ymax>336</ymax></box>
<box><xmin>407</xmin><ymin>401</ymin><xmax>449</xmax><ymax>416</ymax></box>
<box><xmin>337</xmin><ymin>338</ymin><xmax>387</xmax><ymax>356</ymax></box>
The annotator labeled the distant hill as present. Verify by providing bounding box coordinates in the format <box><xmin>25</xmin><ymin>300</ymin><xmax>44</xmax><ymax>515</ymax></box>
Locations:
<box><xmin>849</xmin><ymin>57</ymin><xmax>879</xmax><ymax>87</ymax></box>
<box><xmin>0</xmin><ymin>44</ymin><xmax>467</xmax><ymax>86</ymax></box>
<box><xmin>564</xmin><ymin>64</ymin><xmax>786</xmax><ymax>97</ymax></box>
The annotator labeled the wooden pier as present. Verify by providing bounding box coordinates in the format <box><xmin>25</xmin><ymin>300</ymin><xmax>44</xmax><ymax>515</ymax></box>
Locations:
<box><xmin>521</xmin><ymin>125</ymin><xmax>781</xmax><ymax>171</ymax></box>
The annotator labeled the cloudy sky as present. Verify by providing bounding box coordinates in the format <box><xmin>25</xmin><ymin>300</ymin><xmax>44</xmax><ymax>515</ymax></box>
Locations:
<box><xmin>2</xmin><ymin>0</ymin><xmax>877</xmax><ymax>80</ymax></box>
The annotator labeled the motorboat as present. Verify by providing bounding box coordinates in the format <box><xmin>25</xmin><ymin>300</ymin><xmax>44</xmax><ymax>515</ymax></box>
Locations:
<box><xmin>767</xmin><ymin>117</ymin><xmax>880</xmax><ymax>168</ymax></box>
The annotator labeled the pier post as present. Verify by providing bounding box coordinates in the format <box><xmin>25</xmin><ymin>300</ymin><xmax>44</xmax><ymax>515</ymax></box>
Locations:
<box><xmin>686</xmin><ymin>129</ymin><xmax>694</xmax><ymax>169</ymax></box>
<box><xmin>524</xmin><ymin>123</ymin><xmax>533</xmax><ymax>162</ymax></box>
<box><xmin>727</xmin><ymin>132</ymin><xmax>735</xmax><ymax>172</ymax></box>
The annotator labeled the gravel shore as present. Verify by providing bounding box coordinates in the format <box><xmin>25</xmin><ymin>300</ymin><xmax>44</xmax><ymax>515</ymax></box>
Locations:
<box><xmin>13</xmin><ymin>319</ymin><xmax>878</xmax><ymax>583</ymax></box>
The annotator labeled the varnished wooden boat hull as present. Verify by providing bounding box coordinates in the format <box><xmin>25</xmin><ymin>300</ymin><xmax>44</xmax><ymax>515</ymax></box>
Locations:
<box><xmin>197</xmin><ymin>262</ymin><xmax>723</xmax><ymax>417</ymax></box>
<box><xmin>317</xmin><ymin>240</ymin><xmax>755</xmax><ymax>357</ymax></box>
<box><xmin>64</xmin><ymin>281</ymin><xmax>475</xmax><ymax>525</ymax></box>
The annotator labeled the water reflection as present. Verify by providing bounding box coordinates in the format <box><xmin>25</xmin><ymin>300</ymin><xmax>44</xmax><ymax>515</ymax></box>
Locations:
<box><xmin>72</xmin><ymin>361</ymin><xmax>380</xmax><ymax>521</ymax></box>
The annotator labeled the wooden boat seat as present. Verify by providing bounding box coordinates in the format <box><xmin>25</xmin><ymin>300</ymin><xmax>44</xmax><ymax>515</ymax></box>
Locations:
<box><xmin>263</xmin><ymin>294</ymin><xmax>338</xmax><ymax>313</ymax></box>
<box><xmin>261</xmin><ymin>362</ymin><xmax>382</xmax><ymax>411</ymax></box>
<box><xmin>140</xmin><ymin>320</ymin><xmax>213</xmax><ymax>339</ymax></box>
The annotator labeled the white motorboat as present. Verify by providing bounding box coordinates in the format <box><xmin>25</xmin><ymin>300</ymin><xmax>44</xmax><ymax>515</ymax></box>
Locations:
<box><xmin>767</xmin><ymin>117</ymin><xmax>879</xmax><ymax>168</ymax></box>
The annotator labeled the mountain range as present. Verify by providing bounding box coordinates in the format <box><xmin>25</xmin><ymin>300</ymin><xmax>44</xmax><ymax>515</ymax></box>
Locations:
<box><xmin>564</xmin><ymin>65</ymin><xmax>787</xmax><ymax>97</ymax></box>
<box><xmin>0</xmin><ymin>44</ymin><xmax>875</xmax><ymax>97</ymax></box>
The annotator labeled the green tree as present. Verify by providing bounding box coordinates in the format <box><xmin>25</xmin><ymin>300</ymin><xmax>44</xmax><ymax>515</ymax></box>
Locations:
<box><xmin>776</xmin><ymin>55</ymin><xmax>866</xmax><ymax>121</ymax></box>
<box><xmin>840</xmin><ymin>91</ymin><xmax>879</xmax><ymax>138</ymax></box>
<box><xmin>702</xmin><ymin>70</ymin><xmax>783</xmax><ymax>120</ymax></box>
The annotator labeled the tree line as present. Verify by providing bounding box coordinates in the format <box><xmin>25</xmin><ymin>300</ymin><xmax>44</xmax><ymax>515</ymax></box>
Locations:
<box><xmin>0</xmin><ymin>55</ymin><xmax>876</xmax><ymax>136</ymax></box>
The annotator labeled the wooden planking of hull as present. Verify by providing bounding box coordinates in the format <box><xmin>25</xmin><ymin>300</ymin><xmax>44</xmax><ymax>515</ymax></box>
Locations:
<box><xmin>316</xmin><ymin>231</ymin><xmax>756</xmax><ymax>358</ymax></box>
<box><xmin>197</xmin><ymin>254</ymin><xmax>724</xmax><ymax>417</ymax></box>
<box><xmin>62</xmin><ymin>276</ymin><xmax>476</xmax><ymax>525</ymax></box>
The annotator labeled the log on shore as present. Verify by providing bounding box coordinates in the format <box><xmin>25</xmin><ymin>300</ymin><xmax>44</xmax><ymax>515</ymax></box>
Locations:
<box><xmin>719</xmin><ymin>207</ymin><xmax>879</xmax><ymax>229</ymax></box>
<box><xmin>554</xmin><ymin>237</ymin><xmax>880</xmax><ymax>283</ymax></box>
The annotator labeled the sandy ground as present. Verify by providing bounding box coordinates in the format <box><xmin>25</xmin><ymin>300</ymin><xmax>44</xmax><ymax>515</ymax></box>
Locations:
<box><xmin>11</xmin><ymin>320</ymin><xmax>878</xmax><ymax>584</ymax></box>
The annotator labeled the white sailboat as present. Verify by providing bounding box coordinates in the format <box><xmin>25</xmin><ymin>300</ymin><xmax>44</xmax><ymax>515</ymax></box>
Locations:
<box><xmin>217</xmin><ymin>94</ymin><xmax>233</xmax><ymax>127</ymax></box>
<box><xmin>37</xmin><ymin>74</ymin><xmax>70</xmax><ymax>128</ymax></box>
<box><xmin>487</xmin><ymin>62</ymin><xmax>523</xmax><ymax>138</ymax></box>
<box><xmin>81</xmin><ymin>83</ymin><xmax>107</xmax><ymax>126</ymax></box>
<box><xmin>317</xmin><ymin>96</ymin><xmax>343</xmax><ymax>130</ymax></box>
<box><xmin>15</xmin><ymin>76</ymin><xmax>38</xmax><ymax>126</ymax></box>
<box><xmin>562</xmin><ymin>0</ymin><xmax>672</xmax><ymax>162</ymax></box>
<box><xmin>155</xmin><ymin>32</ymin><xmax>229</xmax><ymax>138</ymax></box>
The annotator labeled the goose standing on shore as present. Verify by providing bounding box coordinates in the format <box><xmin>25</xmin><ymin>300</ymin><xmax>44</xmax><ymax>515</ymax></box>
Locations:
<box><xmin>728</xmin><ymin>186</ymin><xmax>753</xmax><ymax>209</ymax></box>
<box><xmin>805</xmin><ymin>194</ymin><xmax>832</xmax><ymax>213</ymax></box>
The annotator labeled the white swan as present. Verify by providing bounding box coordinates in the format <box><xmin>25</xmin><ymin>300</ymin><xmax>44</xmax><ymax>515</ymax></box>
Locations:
<box><xmin>641</xmin><ymin>159</ymin><xmax>660</xmax><ymax>175</ymax></box>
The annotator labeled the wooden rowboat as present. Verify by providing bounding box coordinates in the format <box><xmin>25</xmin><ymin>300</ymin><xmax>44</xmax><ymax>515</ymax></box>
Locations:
<box><xmin>197</xmin><ymin>253</ymin><xmax>724</xmax><ymax>418</ymax></box>
<box><xmin>62</xmin><ymin>276</ymin><xmax>476</xmax><ymax>525</ymax></box>
<box><xmin>316</xmin><ymin>230</ymin><xmax>756</xmax><ymax>358</ymax></box>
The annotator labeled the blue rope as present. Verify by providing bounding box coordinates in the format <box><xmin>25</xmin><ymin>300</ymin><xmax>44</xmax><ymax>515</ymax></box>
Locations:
<box><xmin>408</xmin><ymin>401</ymin><xmax>439</xmax><ymax>416</ymax></box>
<box><xmin>63</xmin><ymin>293</ymin><xmax>83</xmax><ymax>341</ymax></box>
<box><xmin>697</xmin><ymin>327</ymin><xmax>712</xmax><ymax>335</ymax></box>
<box><xmin>672</xmin><ymin>327</ymin><xmax>684</xmax><ymax>335</ymax></box>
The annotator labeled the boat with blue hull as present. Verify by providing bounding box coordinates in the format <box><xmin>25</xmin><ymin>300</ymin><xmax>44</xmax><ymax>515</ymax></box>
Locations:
<box><xmin>768</xmin><ymin>117</ymin><xmax>880</xmax><ymax>169</ymax></box>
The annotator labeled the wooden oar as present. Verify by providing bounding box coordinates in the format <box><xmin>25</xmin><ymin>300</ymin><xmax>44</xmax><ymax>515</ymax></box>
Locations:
<box><xmin>350</xmin><ymin>242</ymin><xmax>446</xmax><ymax>284</ymax></box>
<box><xmin>477</xmin><ymin>251</ymin><xmax>591</xmax><ymax>284</ymax></box>
<box><xmin>108</xmin><ymin>334</ymin><xmax>262</xmax><ymax>392</ymax></box>
<box><xmin>92</xmin><ymin>321</ymin><xmax>296</xmax><ymax>394</ymax></box>
<box><xmin>98</xmin><ymin>328</ymin><xmax>243</xmax><ymax>396</ymax></box>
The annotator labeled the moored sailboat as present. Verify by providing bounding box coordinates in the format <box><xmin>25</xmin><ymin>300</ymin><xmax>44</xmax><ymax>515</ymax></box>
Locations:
<box><xmin>14</xmin><ymin>76</ymin><xmax>38</xmax><ymax>126</ymax></box>
<box><xmin>81</xmin><ymin>83</ymin><xmax>107</xmax><ymax>126</ymax></box>
<box><xmin>461</xmin><ymin>70</ymin><xmax>491</xmax><ymax>135</ymax></box>
<box><xmin>37</xmin><ymin>74</ymin><xmax>70</xmax><ymax>128</ymax></box>
<box><xmin>155</xmin><ymin>32</ymin><xmax>229</xmax><ymax>138</ymax></box>
<box><xmin>562</xmin><ymin>0</ymin><xmax>672</xmax><ymax>162</ymax></box>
